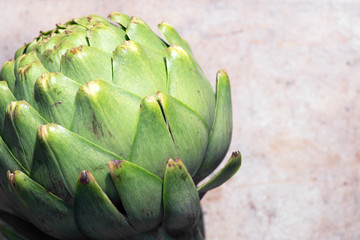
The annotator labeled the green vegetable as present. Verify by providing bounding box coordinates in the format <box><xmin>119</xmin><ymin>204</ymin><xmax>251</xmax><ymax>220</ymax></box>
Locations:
<box><xmin>0</xmin><ymin>12</ymin><xmax>241</xmax><ymax>240</ymax></box>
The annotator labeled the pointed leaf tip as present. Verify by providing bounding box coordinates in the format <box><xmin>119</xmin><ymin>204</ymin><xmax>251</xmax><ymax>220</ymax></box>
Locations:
<box><xmin>7</xmin><ymin>170</ymin><xmax>15</xmax><ymax>187</ymax></box>
<box><xmin>219</xmin><ymin>69</ymin><xmax>228</xmax><ymax>74</ymax></box>
<box><xmin>7</xmin><ymin>101</ymin><xmax>27</xmax><ymax>118</ymax></box>
<box><xmin>166</xmin><ymin>158</ymin><xmax>184</xmax><ymax>170</ymax></box>
<box><xmin>108</xmin><ymin>12</ymin><xmax>131</xmax><ymax>28</ymax></box>
<box><xmin>119</xmin><ymin>40</ymin><xmax>140</xmax><ymax>52</ymax></box>
<box><xmin>166</xmin><ymin>45</ymin><xmax>184</xmax><ymax>56</ymax></box>
<box><xmin>232</xmin><ymin>151</ymin><xmax>240</xmax><ymax>158</ymax></box>
<box><xmin>108</xmin><ymin>159</ymin><xmax>124</xmax><ymax>172</ymax></box>
<box><xmin>166</xmin><ymin>158</ymin><xmax>175</xmax><ymax>167</ymax></box>
<box><xmin>37</xmin><ymin>123</ymin><xmax>60</xmax><ymax>139</ymax></box>
<box><xmin>78</xmin><ymin>79</ymin><xmax>101</xmax><ymax>97</ymax></box>
<box><xmin>79</xmin><ymin>170</ymin><xmax>90</xmax><ymax>185</ymax></box>
<box><xmin>197</xmin><ymin>151</ymin><xmax>241</xmax><ymax>198</ymax></box>
<box><xmin>158</xmin><ymin>21</ymin><xmax>193</xmax><ymax>55</ymax></box>
<box><xmin>111</xmin><ymin>159</ymin><xmax>123</xmax><ymax>167</ymax></box>
<box><xmin>38</xmin><ymin>124</ymin><xmax>48</xmax><ymax>138</ymax></box>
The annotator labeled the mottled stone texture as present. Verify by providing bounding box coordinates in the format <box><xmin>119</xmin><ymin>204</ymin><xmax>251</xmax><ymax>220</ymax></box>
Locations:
<box><xmin>1</xmin><ymin>1</ymin><xmax>360</xmax><ymax>239</ymax></box>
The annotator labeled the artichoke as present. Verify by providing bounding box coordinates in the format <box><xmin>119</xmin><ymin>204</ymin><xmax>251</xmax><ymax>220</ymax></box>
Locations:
<box><xmin>0</xmin><ymin>12</ymin><xmax>241</xmax><ymax>240</ymax></box>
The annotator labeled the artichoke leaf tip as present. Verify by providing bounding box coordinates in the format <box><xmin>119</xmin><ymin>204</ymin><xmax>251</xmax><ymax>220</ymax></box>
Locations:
<box><xmin>79</xmin><ymin>170</ymin><xmax>91</xmax><ymax>185</ymax></box>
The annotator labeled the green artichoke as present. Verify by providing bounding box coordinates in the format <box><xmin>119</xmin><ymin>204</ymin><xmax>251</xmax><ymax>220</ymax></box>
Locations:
<box><xmin>0</xmin><ymin>12</ymin><xmax>241</xmax><ymax>240</ymax></box>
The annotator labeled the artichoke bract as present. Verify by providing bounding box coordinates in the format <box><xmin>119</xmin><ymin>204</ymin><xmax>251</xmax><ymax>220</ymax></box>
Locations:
<box><xmin>0</xmin><ymin>13</ymin><xmax>241</xmax><ymax>240</ymax></box>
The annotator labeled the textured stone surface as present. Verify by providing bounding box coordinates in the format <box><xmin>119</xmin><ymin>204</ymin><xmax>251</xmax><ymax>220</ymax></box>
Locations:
<box><xmin>1</xmin><ymin>0</ymin><xmax>360</xmax><ymax>239</ymax></box>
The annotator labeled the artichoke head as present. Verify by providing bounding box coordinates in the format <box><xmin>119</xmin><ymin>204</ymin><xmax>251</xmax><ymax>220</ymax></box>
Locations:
<box><xmin>0</xmin><ymin>13</ymin><xmax>241</xmax><ymax>240</ymax></box>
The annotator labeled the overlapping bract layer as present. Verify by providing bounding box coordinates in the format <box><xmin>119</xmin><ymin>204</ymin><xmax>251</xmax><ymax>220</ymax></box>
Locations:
<box><xmin>0</xmin><ymin>12</ymin><xmax>241</xmax><ymax>240</ymax></box>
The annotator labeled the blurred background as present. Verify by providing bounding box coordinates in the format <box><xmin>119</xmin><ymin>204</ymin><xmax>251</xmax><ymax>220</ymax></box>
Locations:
<box><xmin>1</xmin><ymin>0</ymin><xmax>360</xmax><ymax>239</ymax></box>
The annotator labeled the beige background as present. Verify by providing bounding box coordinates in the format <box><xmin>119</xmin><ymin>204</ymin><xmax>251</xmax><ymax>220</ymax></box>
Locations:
<box><xmin>1</xmin><ymin>0</ymin><xmax>360</xmax><ymax>239</ymax></box>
